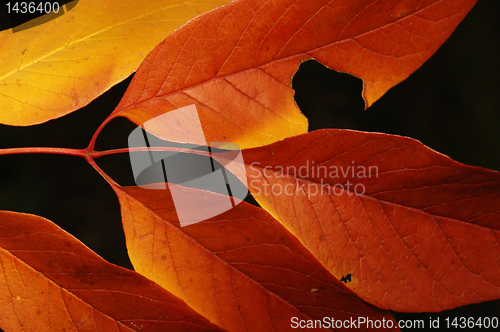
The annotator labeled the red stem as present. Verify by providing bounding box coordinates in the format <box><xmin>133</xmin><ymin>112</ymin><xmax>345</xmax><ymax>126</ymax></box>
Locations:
<box><xmin>0</xmin><ymin>108</ymin><xmax>214</xmax><ymax>186</ymax></box>
<box><xmin>0</xmin><ymin>145</ymin><xmax>212</xmax><ymax>188</ymax></box>
<box><xmin>0</xmin><ymin>147</ymin><xmax>87</xmax><ymax>158</ymax></box>
<box><xmin>89</xmin><ymin>146</ymin><xmax>210</xmax><ymax>159</ymax></box>
<box><xmin>0</xmin><ymin>146</ymin><xmax>209</xmax><ymax>159</ymax></box>
<box><xmin>86</xmin><ymin>115</ymin><xmax>113</xmax><ymax>153</ymax></box>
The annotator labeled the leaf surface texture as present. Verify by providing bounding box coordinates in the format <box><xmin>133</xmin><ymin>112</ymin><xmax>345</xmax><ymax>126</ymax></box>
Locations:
<box><xmin>114</xmin><ymin>185</ymin><xmax>398</xmax><ymax>331</ymax></box>
<box><xmin>0</xmin><ymin>211</ymin><xmax>226</xmax><ymax>331</ymax></box>
<box><xmin>242</xmin><ymin>129</ymin><xmax>500</xmax><ymax>312</ymax></box>
<box><xmin>0</xmin><ymin>0</ymin><xmax>230</xmax><ymax>125</ymax></box>
<box><xmin>113</xmin><ymin>0</ymin><xmax>477</xmax><ymax>148</ymax></box>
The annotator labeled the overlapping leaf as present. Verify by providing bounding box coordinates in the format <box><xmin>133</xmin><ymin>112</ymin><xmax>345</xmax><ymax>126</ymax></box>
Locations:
<box><xmin>0</xmin><ymin>211</ymin><xmax>225</xmax><ymax>331</ymax></box>
<box><xmin>110</xmin><ymin>0</ymin><xmax>477</xmax><ymax>149</ymax></box>
<box><xmin>238</xmin><ymin>129</ymin><xmax>500</xmax><ymax>312</ymax></box>
<box><xmin>113</xmin><ymin>184</ymin><xmax>398</xmax><ymax>331</ymax></box>
<box><xmin>0</xmin><ymin>0</ymin><xmax>230</xmax><ymax>126</ymax></box>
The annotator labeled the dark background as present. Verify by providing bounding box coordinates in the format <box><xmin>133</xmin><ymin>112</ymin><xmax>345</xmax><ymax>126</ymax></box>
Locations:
<box><xmin>0</xmin><ymin>0</ymin><xmax>499</xmax><ymax>330</ymax></box>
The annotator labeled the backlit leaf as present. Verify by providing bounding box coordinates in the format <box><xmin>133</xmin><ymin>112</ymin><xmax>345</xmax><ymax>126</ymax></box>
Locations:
<box><xmin>113</xmin><ymin>184</ymin><xmax>398</xmax><ymax>331</ymax></box>
<box><xmin>0</xmin><ymin>0</ymin><xmax>230</xmax><ymax>126</ymax></box>
<box><xmin>111</xmin><ymin>0</ymin><xmax>477</xmax><ymax>149</ymax></box>
<box><xmin>241</xmin><ymin>129</ymin><xmax>500</xmax><ymax>312</ymax></box>
<box><xmin>0</xmin><ymin>211</ymin><xmax>226</xmax><ymax>332</ymax></box>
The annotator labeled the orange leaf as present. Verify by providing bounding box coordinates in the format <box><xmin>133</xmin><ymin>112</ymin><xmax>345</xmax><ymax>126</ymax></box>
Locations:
<box><xmin>241</xmin><ymin>129</ymin><xmax>500</xmax><ymax>312</ymax></box>
<box><xmin>0</xmin><ymin>0</ymin><xmax>231</xmax><ymax>126</ymax></box>
<box><xmin>0</xmin><ymin>211</ymin><xmax>225</xmax><ymax>332</ymax></box>
<box><xmin>114</xmin><ymin>185</ymin><xmax>399</xmax><ymax>331</ymax></box>
<box><xmin>111</xmin><ymin>0</ymin><xmax>477</xmax><ymax>149</ymax></box>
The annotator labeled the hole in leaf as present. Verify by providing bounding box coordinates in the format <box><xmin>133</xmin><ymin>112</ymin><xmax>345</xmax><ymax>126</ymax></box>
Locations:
<box><xmin>340</xmin><ymin>274</ymin><xmax>352</xmax><ymax>283</ymax></box>
<box><xmin>292</xmin><ymin>60</ymin><xmax>364</xmax><ymax>131</ymax></box>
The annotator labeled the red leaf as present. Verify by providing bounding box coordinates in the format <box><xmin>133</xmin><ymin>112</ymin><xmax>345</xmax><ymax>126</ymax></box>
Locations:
<box><xmin>114</xmin><ymin>185</ymin><xmax>399</xmax><ymax>331</ymax></box>
<box><xmin>0</xmin><ymin>211</ymin><xmax>225</xmax><ymax>332</ymax></box>
<box><xmin>109</xmin><ymin>0</ymin><xmax>477</xmax><ymax>149</ymax></box>
<box><xmin>240</xmin><ymin>129</ymin><xmax>500</xmax><ymax>312</ymax></box>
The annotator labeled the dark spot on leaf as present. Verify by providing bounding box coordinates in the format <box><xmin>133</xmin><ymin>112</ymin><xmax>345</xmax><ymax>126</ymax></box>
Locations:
<box><xmin>160</xmin><ymin>255</ymin><xmax>167</xmax><ymax>260</ymax></box>
<box><xmin>341</xmin><ymin>274</ymin><xmax>352</xmax><ymax>283</ymax></box>
<box><xmin>79</xmin><ymin>276</ymin><xmax>96</xmax><ymax>287</ymax></box>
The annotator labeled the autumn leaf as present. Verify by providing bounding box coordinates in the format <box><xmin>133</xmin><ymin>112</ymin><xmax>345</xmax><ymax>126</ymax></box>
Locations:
<box><xmin>0</xmin><ymin>0</ymin><xmax>231</xmax><ymax>126</ymax></box>
<box><xmin>0</xmin><ymin>211</ymin><xmax>226</xmax><ymax>332</ymax></box>
<box><xmin>239</xmin><ymin>129</ymin><xmax>500</xmax><ymax>312</ymax></box>
<box><xmin>113</xmin><ymin>184</ymin><xmax>399</xmax><ymax>331</ymax></box>
<box><xmin>109</xmin><ymin>0</ymin><xmax>477</xmax><ymax>149</ymax></box>
<box><xmin>0</xmin><ymin>0</ymin><xmax>495</xmax><ymax>329</ymax></box>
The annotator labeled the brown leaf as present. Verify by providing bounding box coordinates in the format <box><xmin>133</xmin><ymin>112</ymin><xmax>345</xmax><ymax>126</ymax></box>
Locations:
<box><xmin>241</xmin><ymin>129</ymin><xmax>500</xmax><ymax>312</ymax></box>
<box><xmin>0</xmin><ymin>211</ymin><xmax>225</xmax><ymax>332</ymax></box>
<box><xmin>110</xmin><ymin>0</ymin><xmax>477</xmax><ymax>148</ymax></box>
<box><xmin>114</xmin><ymin>184</ymin><xmax>399</xmax><ymax>331</ymax></box>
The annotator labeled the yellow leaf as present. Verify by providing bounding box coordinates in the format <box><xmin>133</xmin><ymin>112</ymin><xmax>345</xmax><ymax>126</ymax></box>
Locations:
<box><xmin>0</xmin><ymin>0</ymin><xmax>231</xmax><ymax>126</ymax></box>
